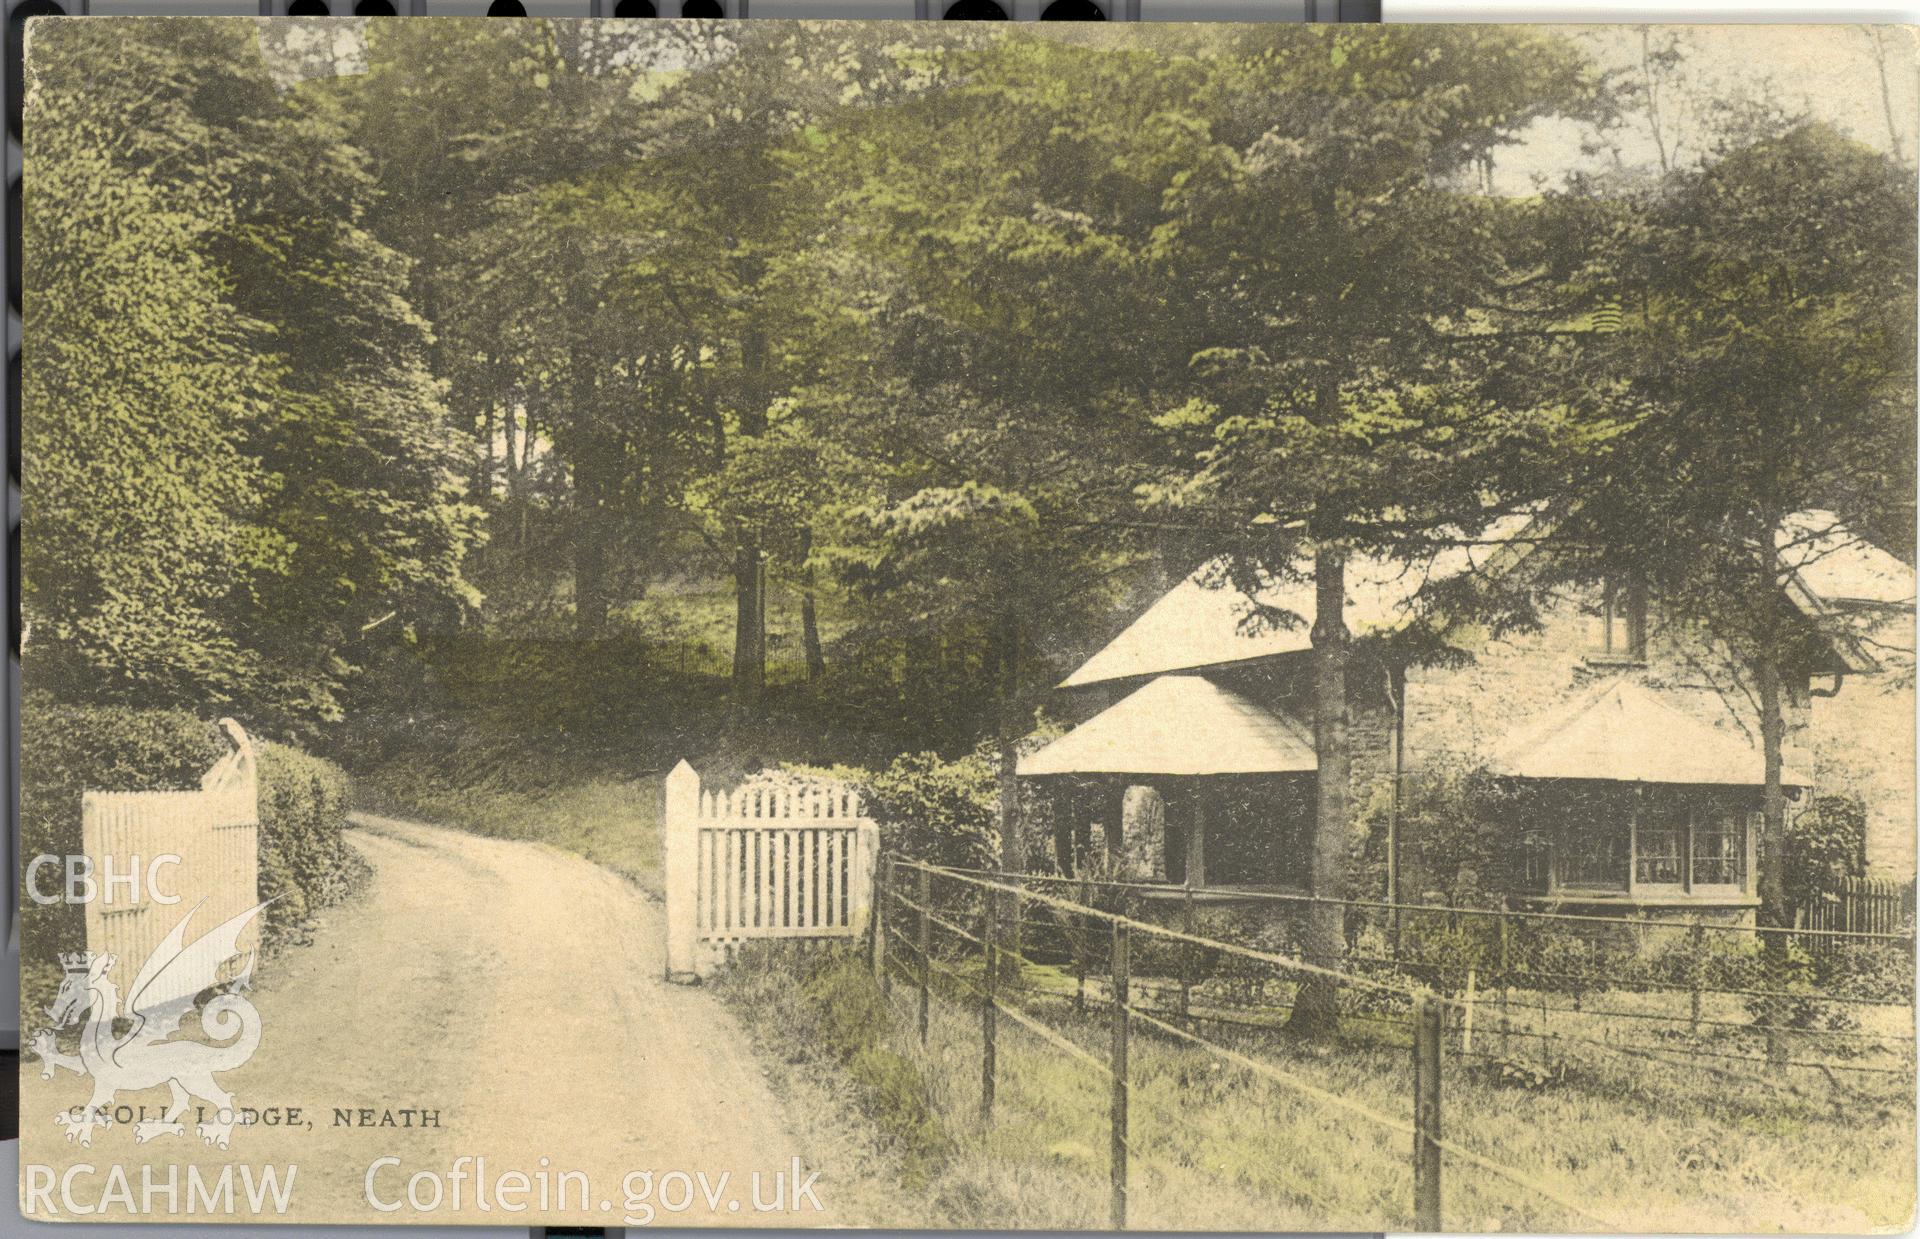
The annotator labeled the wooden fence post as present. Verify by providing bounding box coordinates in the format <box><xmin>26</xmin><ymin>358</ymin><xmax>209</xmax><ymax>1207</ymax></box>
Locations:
<box><xmin>1074</xmin><ymin>875</ymin><xmax>1091</xmax><ymax>1014</ymax></box>
<box><xmin>981</xmin><ymin>889</ymin><xmax>998</xmax><ymax>1122</ymax></box>
<box><xmin>880</xmin><ymin>856</ymin><xmax>896</xmax><ymax>998</ymax></box>
<box><xmin>872</xmin><ymin>853</ymin><xmax>889</xmax><ymax>986</ymax></box>
<box><xmin>851</xmin><ymin>817</ymin><xmax>879</xmax><ymax>941</ymax></box>
<box><xmin>664</xmin><ymin>760</ymin><xmax>701</xmax><ymax>984</ymax></box>
<box><xmin>1179</xmin><ymin>884</ymin><xmax>1196</xmax><ymax>1023</ymax></box>
<box><xmin>1688</xmin><ymin>920</ymin><xmax>1704</xmax><ymax>1036</ymax></box>
<box><xmin>1497</xmin><ymin>898</ymin><xmax>1511</xmax><ymax>1057</ymax></box>
<box><xmin>1110</xmin><ymin>920</ymin><xmax>1131</xmax><ymax>1231</ymax></box>
<box><xmin>1462</xmin><ymin>969</ymin><xmax>1477</xmax><ymax>1055</ymax></box>
<box><xmin>1413</xmin><ymin>992</ymin><xmax>1443</xmax><ymax>1232</ymax></box>
<box><xmin>918</xmin><ymin>866</ymin><xmax>932</xmax><ymax>1047</ymax></box>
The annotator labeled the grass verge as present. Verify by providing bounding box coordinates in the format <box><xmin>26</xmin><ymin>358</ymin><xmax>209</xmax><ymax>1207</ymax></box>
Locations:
<box><xmin>714</xmin><ymin>940</ymin><xmax>1916</xmax><ymax>1232</ymax></box>
<box><xmin>357</xmin><ymin>775</ymin><xmax>664</xmax><ymax>896</ymax></box>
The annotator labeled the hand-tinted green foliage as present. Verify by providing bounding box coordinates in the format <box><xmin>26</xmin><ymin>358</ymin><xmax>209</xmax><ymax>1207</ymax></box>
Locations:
<box><xmin>24</xmin><ymin>18</ymin><xmax>479</xmax><ymax>728</ymax></box>
<box><xmin>23</xmin><ymin>21</ymin><xmax>284</xmax><ymax>711</ymax></box>
<box><xmin>1554</xmin><ymin>123</ymin><xmax>1918</xmax><ymax>932</ymax></box>
<box><xmin>1352</xmin><ymin>761</ymin><xmax>1538</xmax><ymax>905</ymax></box>
<box><xmin>256</xmin><ymin>740</ymin><xmax>354</xmax><ymax>940</ymax></box>
<box><xmin>18</xmin><ymin>694</ymin><xmax>227</xmax><ymax>866</ymax></box>
<box><xmin>862</xmin><ymin>749</ymin><xmax>1001</xmax><ymax>870</ymax></box>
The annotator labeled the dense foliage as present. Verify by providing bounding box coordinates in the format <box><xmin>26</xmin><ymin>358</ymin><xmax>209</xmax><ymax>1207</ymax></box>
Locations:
<box><xmin>21</xmin><ymin>21</ymin><xmax>1914</xmax><ymax>1030</ymax></box>
<box><xmin>23</xmin><ymin>18</ymin><xmax>480</xmax><ymax>729</ymax></box>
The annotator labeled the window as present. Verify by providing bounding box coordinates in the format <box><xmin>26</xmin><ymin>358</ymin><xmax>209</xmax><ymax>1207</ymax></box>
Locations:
<box><xmin>1635</xmin><ymin>799</ymin><xmax>1684</xmax><ymax>885</ymax></box>
<box><xmin>1590</xmin><ymin>575</ymin><xmax>1647</xmax><ymax>661</ymax></box>
<box><xmin>1689</xmin><ymin>808</ymin><xmax>1745</xmax><ymax>888</ymax></box>
<box><xmin>1561</xmin><ymin>825</ymin><xmax>1628</xmax><ymax>889</ymax></box>
<box><xmin>1633</xmin><ymin>794</ymin><xmax>1747</xmax><ymax>892</ymax></box>
<box><xmin>1544</xmin><ymin>787</ymin><xmax>1748</xmax><ymax>897</ymax></box>
<box><xmin>1558</xmin><ymin>786</ymin><xmax>1629</xmax><ymax>890</ymax></box>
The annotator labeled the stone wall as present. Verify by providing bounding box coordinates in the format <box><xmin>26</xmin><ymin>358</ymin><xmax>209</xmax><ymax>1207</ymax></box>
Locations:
<box><xmin>1810</xmin><ymin>609</ymin><xmax>1916</xmax><ymax>879</ymax></box>
<box><xmin>1401</xmin><ymin>585</ymin><xmax>1814</xmax><ymax>782</ymax></box>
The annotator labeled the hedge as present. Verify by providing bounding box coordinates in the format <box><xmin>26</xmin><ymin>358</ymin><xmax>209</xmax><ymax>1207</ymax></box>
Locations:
<box><xmin>256</xmin><ymin>740</ymin><xmax>353</xmax><ymax>944</ymax></box>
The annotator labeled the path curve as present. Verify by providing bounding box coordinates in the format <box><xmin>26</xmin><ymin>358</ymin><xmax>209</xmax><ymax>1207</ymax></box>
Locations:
<box><xmin>20</xmin><ymin>815</ymin><xmax>829</xmax><ymax>1227</ymax></box>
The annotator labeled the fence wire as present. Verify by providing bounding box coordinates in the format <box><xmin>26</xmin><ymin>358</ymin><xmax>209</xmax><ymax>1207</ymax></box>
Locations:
<box><xmin>867</xmin><ymin>856</ymin><xmax>1895</xmax><ymax>1231</ymax></box>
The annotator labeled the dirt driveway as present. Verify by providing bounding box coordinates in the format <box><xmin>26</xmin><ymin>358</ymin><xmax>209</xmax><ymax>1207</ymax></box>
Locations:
<box><xmin>20</xmin><ymin>815</ymin><xmax>832</xmax><ymax>1227</ymax></box>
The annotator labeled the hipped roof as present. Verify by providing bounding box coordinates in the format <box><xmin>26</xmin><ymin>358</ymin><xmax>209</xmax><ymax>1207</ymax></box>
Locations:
<box><xmin>1780</xmin><ymin>511</ymin><xmax>1916</xmax><ymax>608</ymax></box>
<box><xmin>1487</xmin><ymin>678</ymin><xmax>1811</xmax><ymax>788</ymax></box>
<box><xmin>1017</xmin><ymin>675</ymin><xmax>1317</xmax><ymax>778</ymax></box>
<box><xmin>1063</xmin><ymin>511</ymin><xmax>1913</xmax><ymax>690</ymax></box>
<box><xmin>1060</xmin><ymin>516</ymin><xmax>1532</xmax><ymax>689</ymax></box>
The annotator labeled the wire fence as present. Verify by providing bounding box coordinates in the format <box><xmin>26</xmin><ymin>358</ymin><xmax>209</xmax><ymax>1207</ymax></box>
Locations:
<box><xmin>937</xmin><ymin>865</ymin><xmax>1916</xmax><ymax>1072</ymax></box>
<box><xmin>868</xmin><ymin>856</ymin><xmax>1917</xmax><ymax>1231</ymax></box>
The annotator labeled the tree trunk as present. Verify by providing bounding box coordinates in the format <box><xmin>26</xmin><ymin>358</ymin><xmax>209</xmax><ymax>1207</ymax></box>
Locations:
<box><xmin>1289</xmin><ymin>541</ymin><xmax>1350</xmax><ymax>1037</ymax></box>
<box><xmin>800</xmin><ymin>527</ymin><xmax>826</xmax><ymax>683</ymax></box>
<box><xmin>1753</xmin><ymin>513</ymin><xmax>1795</xmax><ymax>1062</ymax></box>
<box><xmin>731</xmin><ymin>537</ymin><xmax>765</xmax><ymax>706</ymax></box>
<box><xmin>571</xmin><ymin>345</ymin><xmax>608</xmax><ymax>641</ymax></box>
<box><xmin>500</xmin><ymin>356</ymin><xmax>520</xmax><ymax>501</ymax></box>
<box><xmin>478</xmin><ymin>382</ymin><xmax>496</xmax><ymax>506</ymax></box>
<box><xmin>1756</xmin><ymin>652</ymin><xmax>1791</xmax><ymax>929</ymax></box>
<box><xmin>573</xmin><ymin>447</ymin><xmax>609</xmax><ymax>639</ymax></box>
<box><xmin>730</xmin><ymin>328</ymin><xmax>770</xmax><ymax>713</ymax></box>
<box><xmin>996</xmin><ymin>614</ymin><xmax>1025</xmax><ymax>977</ymax></box>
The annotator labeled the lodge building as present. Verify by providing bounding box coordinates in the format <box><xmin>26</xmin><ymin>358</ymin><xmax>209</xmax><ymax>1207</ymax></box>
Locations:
<box><xmin>1017</xmin><ymin>512</ymin><xmax>1916</xmax><ymax>921</ymax></box>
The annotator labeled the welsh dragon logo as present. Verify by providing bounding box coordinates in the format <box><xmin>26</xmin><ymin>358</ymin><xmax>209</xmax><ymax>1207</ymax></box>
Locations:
<box><xmin>32</xmin><ymin>898</ymin><xmax>271</xmax><ymax>1149</ymax></box>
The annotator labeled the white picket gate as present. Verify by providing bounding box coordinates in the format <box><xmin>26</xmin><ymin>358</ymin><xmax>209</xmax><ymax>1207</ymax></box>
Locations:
<box><xmin>79</xmin><ymin>719</ymin><xmax>260</xmax><ymax>1005</ymax></box>
<box><xmin>662</xmin><ymin>760</ymin><xmax>879</xmax><ymax>982</ymax></box>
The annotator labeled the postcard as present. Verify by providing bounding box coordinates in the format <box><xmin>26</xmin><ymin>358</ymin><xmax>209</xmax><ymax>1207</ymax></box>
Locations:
<box><xmin>17</xmin><ymin>14</ymin><xmax>1917</xmax><ymax>1229</ymax></box>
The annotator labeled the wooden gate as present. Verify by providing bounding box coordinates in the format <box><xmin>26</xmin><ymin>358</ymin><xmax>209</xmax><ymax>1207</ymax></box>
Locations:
<box><xmin>80</xmin><ymin>719</ymin><xmax>259</xmax><ymax>1005</ymax></box>
<box><xmin>662</xmin><ymin>760</ymin><xmax>879</xmax><ymax>982</ymax></box>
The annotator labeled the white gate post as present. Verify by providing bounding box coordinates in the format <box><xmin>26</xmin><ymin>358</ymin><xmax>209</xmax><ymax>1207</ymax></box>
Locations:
<box><xmin>850</xmin><ymin>815</ymin><xmax>880</xmax><ymax>939</ymax></box>
<box><xmin>664</xmin><ymin>760</ymin><xmax>702</xmax><ymax>984</ymax></box>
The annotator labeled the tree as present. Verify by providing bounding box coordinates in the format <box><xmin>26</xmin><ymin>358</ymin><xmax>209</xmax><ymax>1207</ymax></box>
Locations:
<box><xmin>23</xmin><ymin>20</ymin><xmax>283</xmax><ymax>709</ymax></box>
<box><xmin>813</xmin><ymin>28</ymin><xmax>1202</xmax><ymax>889</ymax></box>
<box><xmin>1144</xmin><ymin>26</ymin><xmax>1603</xmax><ymax>1033</ymax></box>
<box><xmin>222</xmin><ymin>61</ymin><xmax>483</xmax><ymax>722</ymax></box>
<box><xmin>24</xmin><ymin>18</ymin><xmax>482</xmax><ymax>727</ymax></box>
<box><xmin>339</xmin><ymin>19</ymin><xmax>709</xmax><ymax>642</ymax></box>
<box><xmin>1557</xmin><ymin>125</ymin><xmax>1916</xmax><ymax>950</ymax></box>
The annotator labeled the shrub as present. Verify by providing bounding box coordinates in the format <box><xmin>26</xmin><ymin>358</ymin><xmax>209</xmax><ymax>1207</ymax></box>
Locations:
<box><xmin>1785</xmin><ymin>795</ymin><xmax>1868</xmax><ymax>908</ymax></box>
<box><xmin>1354</xmin><ymin>759</ymin><xmax>1535</xmax><ymax>905</ymax></box>
<box><xmin>1819</xmin><ymin>942</ymin><xmax>1916</xmax><ymax>1003</ymax></box>
<box><xmin>256</xmin><ymin>740</ymin><xmax>355</xmax><ymax>946</ymax></box>
<box><xmin>1641</xmin><ymin>927</ymin><xmax>1766</xmax><ymax>992</ymax></box>
<box><xmin>1395</xmin><ymin>922</ymin><xmax>1494</xmax><ymax>995</ymax></box>
<box><xmin>18</xmin><ymin>695</ymin><xmax>226</xmax><ymax>987</ymax></box>
<box><xmin>833</xmin><ymin>747</ymin><xmax>1001</xmax><ymax>870</ymax></box>
<box><xmin>20</xmin><ymin>693</ymin><xmax>226</xmax><ymax>861</ymax></box>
